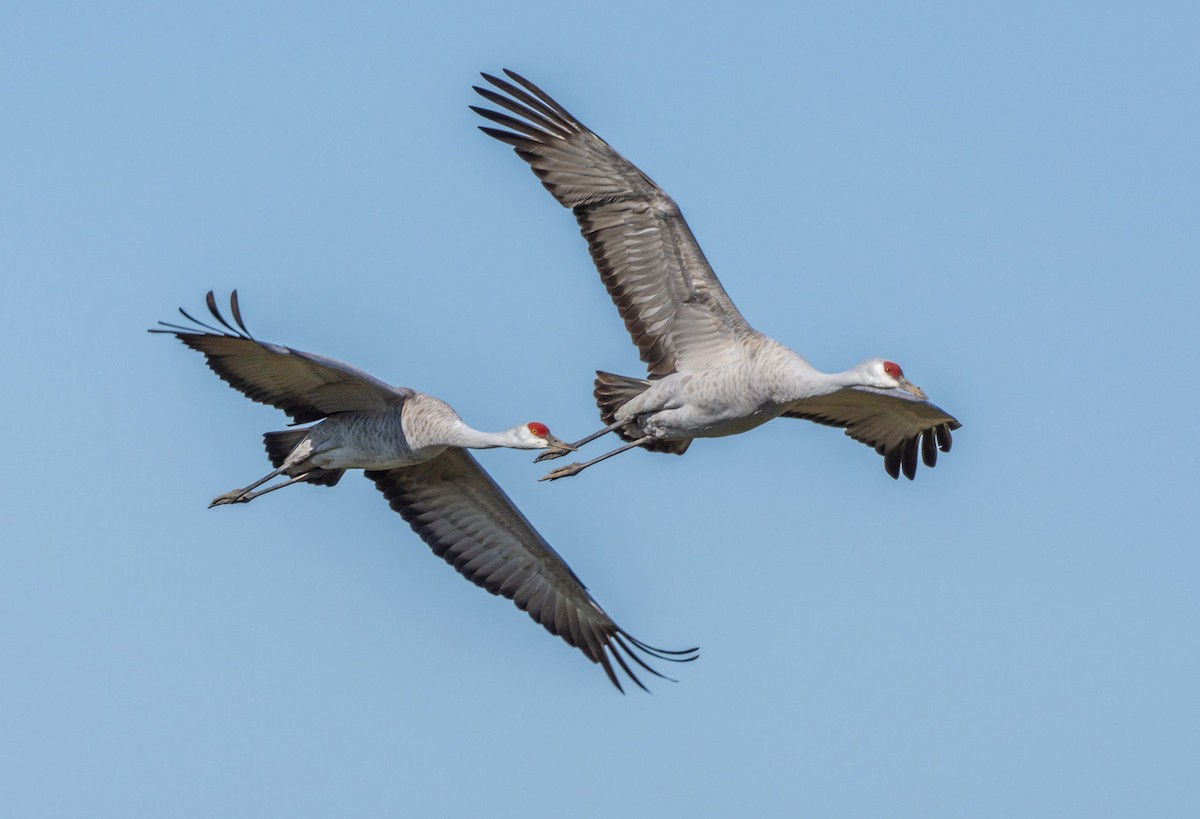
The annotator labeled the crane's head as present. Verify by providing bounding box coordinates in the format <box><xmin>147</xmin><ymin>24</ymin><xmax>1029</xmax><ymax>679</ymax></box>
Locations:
<box><xmin>858</xmin><ymin>359</ymin><xmax>928</xmax><ymax>399</ymax></box>
<box><xmin>517</xmin><ymin>421</ymin><xmax>576</xmax><ymax>454</ymax></box>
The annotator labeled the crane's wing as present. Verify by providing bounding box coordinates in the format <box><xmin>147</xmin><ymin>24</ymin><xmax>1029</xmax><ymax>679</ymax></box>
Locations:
<box><xmin>784</xmin><ymin>389</ymin><xmax>962</xmax><ymax>480</ymax></box>
<box><xmin>366</xmin><ymin>448</ymin><xmax>697</xmax><ymax>692</ymax></box>
<box><xmin>473</xmin><ymin>69</ymin><xmax>754</xmax><ymax>379</ymax></box>
<box><xmin>151</xmin><ymin>291</ymin><xmax>412</xmax><ymax>424</ymax></box>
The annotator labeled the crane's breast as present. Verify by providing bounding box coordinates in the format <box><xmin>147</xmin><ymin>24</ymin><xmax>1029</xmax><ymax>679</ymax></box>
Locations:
<box><xmin>309</xmin><ymin>407</ymin><xmax>433</xmax><ymax>470</ymax></box>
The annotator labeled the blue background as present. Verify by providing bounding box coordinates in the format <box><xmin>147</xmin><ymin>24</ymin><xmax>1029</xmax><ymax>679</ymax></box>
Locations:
<box><xmin>3</xmin><ymin>2</ymin><xmax>1197</xmax><ymax>816</ymax></box>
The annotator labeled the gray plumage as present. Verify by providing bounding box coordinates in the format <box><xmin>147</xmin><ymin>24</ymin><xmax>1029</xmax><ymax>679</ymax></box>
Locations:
<box><xmin>473</xmin><ymin>70</ymin><xmax>960</xmax><ymax>481</ymax></box>
<box><xmin>152</xmin><ymin>291</ymin><xmax>696</xmax><ymax>691</ymax></box>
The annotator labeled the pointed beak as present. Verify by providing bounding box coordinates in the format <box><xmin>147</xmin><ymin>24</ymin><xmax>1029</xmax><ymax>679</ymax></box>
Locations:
<box><xmin>543</xmin><ymin>434</ymin><xmax>577</xmax><ymax>454</ymax></box>
<box><xmin>899</xmin><ymin>377</ymin><xmax>928</xmax><ymax>400</ymax></box>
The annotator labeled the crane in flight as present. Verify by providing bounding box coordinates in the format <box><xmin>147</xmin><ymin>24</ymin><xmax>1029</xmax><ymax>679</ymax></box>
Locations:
<box><xmin>473</xmin><ymin>70</ymin><xmax>961</xmax><ymax>482</ymax></box>
<box><xmin>152</xmin><ymin>291</ymin><xmax>696</xmax><ymax>691</ymax></box>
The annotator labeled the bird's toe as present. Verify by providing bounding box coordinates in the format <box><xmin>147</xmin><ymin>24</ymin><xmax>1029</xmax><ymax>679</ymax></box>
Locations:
<box><xmin>209</xmin><ymin>490</ymin><xmax>248</xmax><ymax>508</ymax></box>
<box><xmin>539</xmin><ymin>463</ymin><xmax>583</xmax><ymax>481</ymax></box>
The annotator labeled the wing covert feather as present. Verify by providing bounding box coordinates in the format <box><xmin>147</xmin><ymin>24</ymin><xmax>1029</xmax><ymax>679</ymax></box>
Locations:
<box><xmin>152</xmin><ymin>291</ymin><xmax>410</xmax><ymax>424</ymax></box>
<box><xmin>785</xmin><ymin>388</ymin><xmax>962</xmax><ymax>480</ymax></box>
<box><xmin>366</xmin><ymin>449</ymin><xmax>696</xmax><ymax>691</ymax></box>
<box><xmin>475</xmin><ymin>70</ymin><xmax>753</xmax><ymax>377</ymax></box>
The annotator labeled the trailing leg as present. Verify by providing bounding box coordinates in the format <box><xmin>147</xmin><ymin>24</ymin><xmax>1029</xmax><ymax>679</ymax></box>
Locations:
<box><xmin>538</xmin><ymin>436</ymin><xmax>654</xmax><ymax>481</ymax></box>
<box><xmin>534</xmin><ymin>420</ymin><xmax>623</xmax><ymax>462</ymax></box>
<box><xmin>209</xmin><ymin>429</ymin><xmax>346</xmax><ymax>507</ymax></box>
<box><xmin>210</xmin><ymin>470</ymin><xmax>321</xmax><ymax>506</ymax></box>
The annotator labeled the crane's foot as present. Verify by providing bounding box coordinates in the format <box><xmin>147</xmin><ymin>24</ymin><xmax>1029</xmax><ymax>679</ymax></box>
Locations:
<box><xmin>538</xmin><ymin>462</ymin><xmax>585</xmax><ymax>482</ymax></box>
<box><xmin>209</xmin><ymin>489</ymin><xmax>251</xmax><ymax>508</ymax></box>
<box><xmin>534</xmin><ymin>448</ymin><xmax>570</xmax><ymax>463</ymax></box>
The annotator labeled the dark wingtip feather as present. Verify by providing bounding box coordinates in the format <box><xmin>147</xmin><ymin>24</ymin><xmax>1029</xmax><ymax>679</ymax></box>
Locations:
<box><xmin>593</xmin><ymin>630</ymin><xmax>699</xmax><ymax>693</ymax></box>
<box><xmin>613</xmin><ymin>635</ymin><xmax>676</xmax><ymax>684</ymax></box>
<box><xmin>472</xmin><ymin>87</ymin><xmax>566</xmax><ymax>138</ymax></box>
<box><xmin>175</xmin><ymin>305</ymin><xmax>226</xmax><ymax>336</ymax></box>
<box><xmin>883</xmin><ymin>446</ymin><xmax>901</xmax><ymax>479</ymax></box>
<box><xmin>607</xmin><ymin>645</ymin><xmax>649</xmax><ymax>693</ymax></box>
<box><xmin>921</xmin><ymin>429</ymin><xmax>939</xmax><ymax>468</ymax></box>
<box><xmin>478</xmin><ymin>126</ymin><xmax>531</xmax><ymax>149</ymax></box>
<box><xmin>155</xmin><ymin>291</ymin><xmax>251</xmax><ymax>340</ymax></box>
<box><xmin>598</xmin><ymin>655</ymin><xmax>626</xmax><ymax>694</ymax></box>
<box><xmin>204</xmin><ymin>290</ymin><xmax>249</xmax><ymax>338</ymax></box>
<box><xmin>229</xmin><ymin>290</ymin><xmax>254</xmax><ymax>339</ymax></box>
<box><xmin>148</xmin><ymin>322</ymin><xmax>190</xmax><ymax>335</ymax></box>
<box><xmin>623</xmin><ymin>633</ymin><xmax>700</xmax><ymax>662</ymax></box>
<box><xmin>901</xmin><ymin>437</ymin><xmax>918</xmax><ymax>480</ymax></box>
<box><xmin>500</xmin><ymin>68</ymin><xmax>538</xmax><ymax>93</ymax></box>
<box><xmin>478</xmin><ymin>69</ymin><xmax>577</xmax><ymax>132</ymax></box>
<box><xmin>470</xmin><ymin>105</ymin><xmax>553</xmax><ymax>140</ymax></box>
<box><xmin>936</xmin><ymin>424</ymin><xmax>954</xmax><ymax>452</ymax></box>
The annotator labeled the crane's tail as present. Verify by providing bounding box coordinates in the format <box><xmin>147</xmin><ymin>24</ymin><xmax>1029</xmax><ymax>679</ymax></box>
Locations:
<box><xmin>592</xmin><ymin>371</ymin><xmax>691</xmax><ymax>456</ymax></box>
<box><xmin>262</xmin><ymin>430</ymin><xmax>345</xmax><ymax>487</ymax></box>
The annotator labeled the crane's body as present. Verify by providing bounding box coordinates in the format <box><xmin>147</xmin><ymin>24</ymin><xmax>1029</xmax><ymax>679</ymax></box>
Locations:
<box><xmin>607</xmin><ymin>340</ymin><xmax>894</xmax><ymax>441</ymax></box>
<box><xmin>301</xmin><ymin>398</ymin><xmax>452</xmax><ymax>471</ymax></box>
<box><xmin>208</xmin><ymin>394</ymin><xmax>558</xmax><ymax>506</ymax></box>
<box><xmin>473</xmin><ymin>70</ymin><xmax>961</xmax><ymax>481</ymax></box>
<box><xmin>250</xmin><ymin>395</ymin><xmax>545</xmax><ymax>483</ymax></box>
<box><xmin>153</xmin><ymin>291</ymin><xmax>696</xmax><ymax>691</ymax></box>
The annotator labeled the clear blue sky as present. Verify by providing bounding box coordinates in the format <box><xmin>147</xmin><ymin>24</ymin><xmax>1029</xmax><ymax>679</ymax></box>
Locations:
<box><xmin>3</xmin><ymin>2</ymin><xmax>1197</xmax><ymax>816</ymax></box>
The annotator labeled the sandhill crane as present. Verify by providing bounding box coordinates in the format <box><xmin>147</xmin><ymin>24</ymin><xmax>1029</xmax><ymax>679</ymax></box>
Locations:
<box><xmin>152</xmin><ymin>291</ymin><xmax>696</xmax><ymax>691</ymax></box>
<box><xmin>473</xmin><ymin>71</ymin><xmax>961</xmax><ymax>482</ymax></box>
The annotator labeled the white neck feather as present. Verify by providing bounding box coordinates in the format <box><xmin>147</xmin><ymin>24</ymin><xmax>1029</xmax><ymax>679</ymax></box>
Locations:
<box><xmin>777</xmin><ymin>357</ymin><xmax>863</xmax><ymax>401</ymax></box>
<box><xmin>444</xmin><ymin>423</ymin><xmax>534</xmax><ymax>451</ymax></box>
<box><xmin>402</xmin><ymin>395</ymin><xmax>541</xmax><ymax>452</ymax></box>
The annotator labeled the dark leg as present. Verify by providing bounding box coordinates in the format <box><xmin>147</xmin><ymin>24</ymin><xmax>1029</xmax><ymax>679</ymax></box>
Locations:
<box><xmin>538</xmin><ymin>436</ymin><xmax>653</xmax><ymax>481</ymax></box>
<box><xmin>534</xmin><ymin>421</ymin><xmax>624</xmax><ymax>462</ymax></box>
<box><xmin>210</xmin><ymin>470</ymin><xmax>316</xmax><ymax>507</ymax></box>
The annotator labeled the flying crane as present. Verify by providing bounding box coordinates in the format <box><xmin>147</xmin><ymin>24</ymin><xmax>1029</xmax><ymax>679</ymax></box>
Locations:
<box><xmin>152</xmin><ymin>291</ymin><xmax>696</xmax><ymax>691</ymax></box>
<box><xmin>473</xmin><ymin>70</ymin><xmax>961</xmax><ymax>482</ymax></box>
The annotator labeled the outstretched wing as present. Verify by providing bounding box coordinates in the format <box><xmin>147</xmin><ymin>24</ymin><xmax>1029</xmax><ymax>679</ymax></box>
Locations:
<box><xmin>473</xmin><ymin>69</ymin><xmax>754</xmax><ymax>379</ymax></box>
<box><xmin>151</xmin><ymin>291</ymin><xmax>412</xmax><ymax>424</ymax></box>
<box><xmin>367</xmin><ymin>448</ymin><xmax>697</xmax><ymax>691</ymax></box>
<box><xmin>784</xmin><ymin>389</ymin><xmax>962</xmax><ymax>480</ymax></box>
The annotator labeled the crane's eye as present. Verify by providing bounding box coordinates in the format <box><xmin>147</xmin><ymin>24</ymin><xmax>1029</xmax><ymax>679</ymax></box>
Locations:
<box><xmin>527</xmin><ymin>422</ymin><xmax>550</xmax><ymax>438</ymax></box>
<box><xmin>883</xmin><ymin>361</ymin><xmax>903</xmax><ymax>378</ymax></box>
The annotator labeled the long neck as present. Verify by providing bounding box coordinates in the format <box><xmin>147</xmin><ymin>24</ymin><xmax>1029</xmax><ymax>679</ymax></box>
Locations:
<box><xmin>401</xmin><ymin>395</ymin><xmax>535</xmax><ymax>452</ymax></box>
<box><xmin>773</xmin><ymin>352</ymin><xmax>862</xmax><ymax>402</ymax></box>
<box><xmin>442</xmin><ymin>423</ymin><xmax>529</xmax><ymax>451</ymax></box>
